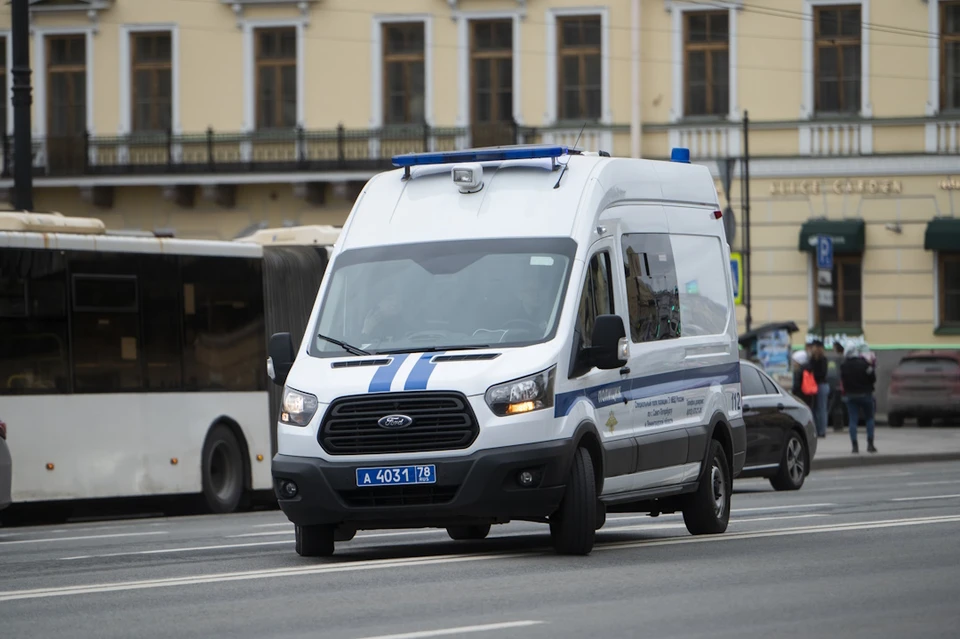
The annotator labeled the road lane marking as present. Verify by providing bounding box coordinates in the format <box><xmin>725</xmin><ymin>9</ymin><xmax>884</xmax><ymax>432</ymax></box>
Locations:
<box><xmin>10</xmin><ymin>514</ymin><xmax>958</xmax><ymax>602</ymax></box>
<box><xmin>252</xmin><ymin>523</ymin><xmax>292</xmax><ymax>529</ymax></box>
<box><xmin>355</xmin><ymin>621</ymin><xmax>545</xmax><ymax>639</ymax></box>
<box><xmin>0</xmin><ymin>531</ymin><xmax>167</xmax><ymax>546</ymax></box>
<box><xmin>228</xmin><ymin>530</ymin><xmax>450</xmax><ymax>540</ymax></box>
<box><xmin>905</xmin><ymin>481</ymin><xmax>959</xmax><ymax>487</ymax></box>
<box><xmin>891</xmin><ymin>494</ymin><xmax>960</xmax><ymax>502</ymax></box>
<box><xmin>732</xmin><ymin>503</ymin><xmax>836</xmax><ymax>513</ymax></box>
<box><xmin>61</xmin><ymin>540</ymin><xmax>291</xmax><ymax>560</ymax></box>
<box><xmin>594</xmin><ymin>515</ymin><xmax>960</xmax><ymax>553</ymax></box>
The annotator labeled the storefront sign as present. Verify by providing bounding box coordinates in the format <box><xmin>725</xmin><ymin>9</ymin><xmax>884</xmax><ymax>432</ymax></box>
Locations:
<box><xmin>938</xmin><ymin>178</ymin><xmax>960</xmax><ymax>191</ymax></box>
<box><xmin>770</xmin><ymin>179</ymin><xmax>902</xmax><ymax>196</ymax></box>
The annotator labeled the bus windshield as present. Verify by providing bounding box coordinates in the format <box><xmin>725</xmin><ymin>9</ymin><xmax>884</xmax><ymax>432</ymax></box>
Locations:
<box><xmin>311</xmin><ymin>238</ymin><xmax>577</xmax><ymax>356</ymax></box>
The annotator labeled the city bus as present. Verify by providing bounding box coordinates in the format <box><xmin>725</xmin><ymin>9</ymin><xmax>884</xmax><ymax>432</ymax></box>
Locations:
<box><xmin>0</xmin><ymin>211</ymin><xmax>338</xmax><ymax>518</ymax></box>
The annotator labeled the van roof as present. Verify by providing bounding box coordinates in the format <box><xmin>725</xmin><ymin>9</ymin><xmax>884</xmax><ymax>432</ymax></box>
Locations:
<box><xmin>339</xmin><ymin>149</ymin><xmax>719</xmax><ymax>251</ymax></box>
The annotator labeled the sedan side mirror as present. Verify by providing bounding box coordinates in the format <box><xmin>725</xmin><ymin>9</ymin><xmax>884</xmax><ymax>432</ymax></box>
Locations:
<box><xmin>589</xmin><ymin>314</ymin><xmax>630</xmax><ymax>371</ymax></box>
<box><xmin>267</xmin><ymin>332</ymin><xmax>295</xmax><ymax>387</ymax></box>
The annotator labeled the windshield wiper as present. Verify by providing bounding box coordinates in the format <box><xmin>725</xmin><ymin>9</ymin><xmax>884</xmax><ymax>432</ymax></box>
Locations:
<box><xmin>317</xmin><ymin>333</ymin><xmax>371</xmax><ymax>356</ymax></box>
<box><xmin>376</xmin><ymin>344</ymin><xmax>494</xmax><ymax>355</ymax></box>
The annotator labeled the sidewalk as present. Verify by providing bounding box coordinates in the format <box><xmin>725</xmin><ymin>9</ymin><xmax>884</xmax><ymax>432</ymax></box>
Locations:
<box><xmin>812</xmin><ymin>426</ymin><xmax>960</xmax><ymax>470</ymax></box>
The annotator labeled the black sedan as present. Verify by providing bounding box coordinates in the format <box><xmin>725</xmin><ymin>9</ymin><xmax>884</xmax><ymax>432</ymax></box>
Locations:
<box><xmin>737</xmin><ymin>361</ymin><xmax>818</xmax><ymax>491</ymax></box>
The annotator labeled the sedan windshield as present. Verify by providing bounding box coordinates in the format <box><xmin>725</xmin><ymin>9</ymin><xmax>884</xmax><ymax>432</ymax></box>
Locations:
<box><xmin>310</xmin><ymin>238</ymin><xmax>577</xmax><ymax>356</ymax></box>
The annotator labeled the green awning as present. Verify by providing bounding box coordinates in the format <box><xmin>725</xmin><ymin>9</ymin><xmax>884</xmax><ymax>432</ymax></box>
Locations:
<box><xmin>798</xmin><ymin>218</ymin><xmax>865</xmax><ymax>254</ymax></box>
<box><xmin>924</xmin><ymin>217</ymin><xmax>960</xmax><ymax>251</ymax></box>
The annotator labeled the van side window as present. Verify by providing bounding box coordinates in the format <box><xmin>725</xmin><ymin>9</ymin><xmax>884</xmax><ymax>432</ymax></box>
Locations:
<box><xmin>621</xmin><ymin>234</ymin><xmax>681</xmax><ymax>342</ymax></box>
<box><xmin>571</xmin><ymin>251</ymin><xmax>613</xmax><ymax>374</ymax></box>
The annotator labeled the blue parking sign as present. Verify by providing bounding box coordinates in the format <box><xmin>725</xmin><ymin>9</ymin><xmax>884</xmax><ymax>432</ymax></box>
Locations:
<box><xmin>730</xmin><ymin>252</ymin><xmax>743</xmax><ymax>305</ymax></box>
<box><xmin>817</xmin><ymin>235</ymin><xmax>833</xmax><ymax>270</ymax></box>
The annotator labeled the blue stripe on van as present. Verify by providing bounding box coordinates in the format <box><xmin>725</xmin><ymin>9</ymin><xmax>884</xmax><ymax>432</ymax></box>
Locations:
<box><xmin>368</xmin><ymin>354</ymin><xmax>410</xmax><ymax>392</ymax></box>
<box><xmin>404</xmin><ymin>352</ymin><xmax>445</xmax><ymax>390</ymax></box>
<box><xmin>553</xmin><ymin>361</ymin><xmax>740</xmax><ymax>418</ymax></box>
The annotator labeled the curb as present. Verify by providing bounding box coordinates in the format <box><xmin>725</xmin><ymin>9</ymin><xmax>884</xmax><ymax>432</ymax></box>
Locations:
<box><xmin>812</xmin><ymin>451</ymin><xmax>960</xmax><ymax>471</ymax></box>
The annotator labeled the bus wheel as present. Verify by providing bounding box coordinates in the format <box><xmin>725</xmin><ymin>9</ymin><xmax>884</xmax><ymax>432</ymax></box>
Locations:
<box><xmin>202</xmin><ymin>424</ymin><xmax>245</xmax><ymax>514</ymax></box>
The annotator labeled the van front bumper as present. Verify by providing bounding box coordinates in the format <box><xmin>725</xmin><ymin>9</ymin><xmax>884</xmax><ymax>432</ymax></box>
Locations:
<box><xmin>271</xmin><ymin>440</ymin><xmax>574</xmax><ymax>529</ymax></box>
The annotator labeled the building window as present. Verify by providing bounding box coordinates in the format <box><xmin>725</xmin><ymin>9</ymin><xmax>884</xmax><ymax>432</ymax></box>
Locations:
<box><xmin>684</xmin><ymin>11</ymin><xmax>729</xmax><ymax>117</ymax></box>
<box><xmin>46</xmin><ymin>34</ymin><xmax>87</xmax><ymax>172</ymax></box>
<box><xmin>814</xmin><ymin>255</ymin><xmax>862</xmax><ymax>327</ymax></box>
<box><xmin>470</xmin><ymin>19</ymin><xmax>514</xmax><ymax>147</ymax></box>
<box><xmin>942</xmin><ymin>2</ymin><xmax>960</xmax><ymax>111</ymax></box>
<box><xmin>255</xmin><ymin>27</ymin><xmax>297</xmax><ymax>129</ymax></box>
<box><xmin>383</xmin><ymin>23</ymin><xmax>425</xmax><ymax>125</ymax></box>
<box><xmin>940</xmin><ymin>253</ymin><xmax>960</xmax><ymax>326</ymax></box>
<box><xmin>814</xmin><ymin>5</ymin><xmax>861</xmax><ymax>114</ymax></box>
<box><xmin>131</xmin><ymin>32</ymin><xmax>172</xmax><ymax>132</ymax></box>
<box><xmin>0</xmin><ymin>37</ymin><xmax>6</xmax><ymax>132</ymax></box>
<box><xmin>557</xmin><ymin>15</ymin><xmax>601</xmax><ymax>122</ymax></box>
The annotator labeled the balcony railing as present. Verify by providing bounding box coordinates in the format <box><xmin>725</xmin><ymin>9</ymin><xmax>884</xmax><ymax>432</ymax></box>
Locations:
<box><xmin>0</xmin><ymin>123</ymin><xmax>611</xmax><ymax>180</ymax></box>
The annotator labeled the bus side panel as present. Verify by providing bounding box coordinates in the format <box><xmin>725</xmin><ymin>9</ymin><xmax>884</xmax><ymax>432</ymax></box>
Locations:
<box><xmin>262</xmin><ymin>246</ymin><xmax>329</xmax><ymax>459</ymax></box>
<box><xmin>6</xmin><ymin>392</ymin><xmax>270</xmax><ymax>502</ymax></box>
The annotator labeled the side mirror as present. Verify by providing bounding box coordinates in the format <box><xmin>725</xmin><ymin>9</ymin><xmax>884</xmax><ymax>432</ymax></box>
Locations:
<box><xmin>267</xmin><ymin>332</ymin><xmax>295</xmax><ymax>387</ymax></box>
<box><xmin>589</xmin><ymin>314</ymin><xmax>630</xmax><ymax>370</ymax></box>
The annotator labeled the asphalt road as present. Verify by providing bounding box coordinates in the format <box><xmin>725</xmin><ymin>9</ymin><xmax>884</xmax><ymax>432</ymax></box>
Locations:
<box><xmin>2</xmin><ymin>462</ymin><xmax>959</xmax><ymax>639</ymax></box>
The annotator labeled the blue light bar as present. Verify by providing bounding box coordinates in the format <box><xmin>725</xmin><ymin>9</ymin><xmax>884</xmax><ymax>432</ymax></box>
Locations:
<box><xmin>392</xmin><ymin>145</ymin><xmax>569</xmax><ymax>168</ymax></box>
<box><xmin>670</xmin><ymin>147</ymin><xmax>691</xmax><ymax>163</ymax></box>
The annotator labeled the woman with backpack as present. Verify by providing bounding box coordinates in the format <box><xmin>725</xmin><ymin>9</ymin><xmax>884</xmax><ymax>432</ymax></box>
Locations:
<box><xmin>791</xmin><ymin>348</ymin><xmax>817</xmax><ymax>411</ymax></box>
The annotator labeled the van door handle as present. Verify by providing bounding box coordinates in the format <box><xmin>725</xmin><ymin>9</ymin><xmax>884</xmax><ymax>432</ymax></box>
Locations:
<box><xmin>777</xmin><ymin>403</ymin><xmax>785</xmax><ymax>411</ymax></box>
<box><xmin>620</xmin><ymin>366</ymin><xmax>631</xmax><ymax>375</ymax></box>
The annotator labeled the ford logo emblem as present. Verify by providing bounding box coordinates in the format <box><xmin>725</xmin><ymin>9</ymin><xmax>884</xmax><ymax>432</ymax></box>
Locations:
<box><xmin>377</xmin><ymin>414</ymin><xmax>414</xmax><ymax>429</ymax></box>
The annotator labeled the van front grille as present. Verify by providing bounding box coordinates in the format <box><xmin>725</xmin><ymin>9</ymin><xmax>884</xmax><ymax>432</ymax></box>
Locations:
<box><xmin>318</xmin><ymin>391</ymin><xmax>479</xmax><ymax>455</ymax></box>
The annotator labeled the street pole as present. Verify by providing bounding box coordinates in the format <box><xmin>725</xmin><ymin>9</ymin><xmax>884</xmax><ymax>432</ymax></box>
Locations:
<box><xmin>11</xmin><ymin>0</ymin><xmax>34</xmax><ymax>211</ymax></box>
<box><xmin>742</xmin><ymin>110</ymin><xmax>752</xmax><ymax>333</ymax></box>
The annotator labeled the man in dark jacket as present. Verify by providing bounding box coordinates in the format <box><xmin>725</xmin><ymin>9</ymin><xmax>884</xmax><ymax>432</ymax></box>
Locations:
<box><xmin>840</xmin><ymin>348</ymin><xmax>877</xmax><ymax>454</ymax></box>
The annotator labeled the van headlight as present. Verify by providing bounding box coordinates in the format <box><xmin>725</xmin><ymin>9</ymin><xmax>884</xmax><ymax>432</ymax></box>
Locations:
<box><xmin>280</xmin><ymin>387</ymin><xmax>319</xmax><ymax>427</ymax></box>
<box><xmin>485</xmin><ymin>367</ymin><xmax>556</xmax><ymax>417</ymax></box>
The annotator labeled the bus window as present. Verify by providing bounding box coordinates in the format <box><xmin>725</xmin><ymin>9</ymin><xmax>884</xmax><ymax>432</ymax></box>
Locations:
<box><xmin>181</xmin><ymin>255</ymin><xmax>266</xmax><ymax>392</ymax></box>
<box><xmin>0</xmin><ymin>249</ymin><xmax>70</xmax><ymax>394</ymax></box>
<box><xmin>69</xmin><ymin>252</ymin><xmax>143</xmax><ymax>393</ymax></box>
<box><xmin>141</xmin><ymin>254</ymin><xmax>183</xmax><ymax>390</ymax></box>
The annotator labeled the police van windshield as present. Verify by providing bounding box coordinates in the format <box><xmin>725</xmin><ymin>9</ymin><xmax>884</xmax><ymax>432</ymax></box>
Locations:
<box><xmin>310</xmin><ymin>238</ymin><xmax>577</xmax><ymax>356</ymax></box>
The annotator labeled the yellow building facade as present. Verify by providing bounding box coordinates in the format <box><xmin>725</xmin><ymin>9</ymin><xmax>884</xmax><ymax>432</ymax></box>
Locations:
<box><xmin>0</xmin><ymin>0</ymin><xmax>958</xmax><ymax>371</ymax></box>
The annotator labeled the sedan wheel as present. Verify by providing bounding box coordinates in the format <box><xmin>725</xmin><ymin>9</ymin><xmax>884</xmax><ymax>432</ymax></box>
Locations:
<box><xmin>770</xmin><ymin>432</ymin><xmax>807</xmax><ymax>492</ymax></box>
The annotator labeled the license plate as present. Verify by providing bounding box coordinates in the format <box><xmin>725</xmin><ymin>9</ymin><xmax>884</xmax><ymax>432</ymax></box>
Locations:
<box><xmin>356</xmin><ymin>465</ymin><xmax>437</xmax><ymax>487</ymax></box>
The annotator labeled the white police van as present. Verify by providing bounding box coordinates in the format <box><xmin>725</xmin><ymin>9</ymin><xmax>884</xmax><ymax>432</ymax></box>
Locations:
<box><xmin>267</xmin><ymin>145</ymin><xmax>745</xmax><ymax>557</ymax></box>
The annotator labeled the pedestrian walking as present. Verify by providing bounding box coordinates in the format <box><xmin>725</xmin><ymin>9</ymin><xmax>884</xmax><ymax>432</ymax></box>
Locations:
<box><xmin>791</xmin><ymin>349</ymin><xmax>815</xmax><ymax>410</ymax></box>
<box><xmin>810</xmin><ymin>340</ymin><xmax>830</xmax><ymax>438</ymax></box>
<box><xmin>840</xmin><ymin>346</ymin><xmax>878</xmax><ymax>454</ymax></box>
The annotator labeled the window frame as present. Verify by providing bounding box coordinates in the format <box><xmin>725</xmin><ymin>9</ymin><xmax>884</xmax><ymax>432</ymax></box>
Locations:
<box><xmin>812</xmin><ymin>253</ymin><xmax>863</xmax><ymax>328</ymax></box>
<box><xmin>941</xmin><ymin>1</ymin><xmax>960</xmax><ymax>112</ymax></box>
<box><xmin>254</xmin><ymin>26</ymin><xmax>298</xmax><ymax>130</ymax></box>
<box><xmin>555</xmin><ymin>14</ymin><xmax>603</xmax><ymax>122</ymax></box>
<box><xmin>45</xmin><ymin>33</ymin><xmax>87</xmax><ymax>138</ymax></box>
<box><xmin>938</xmin><ymin>252</ymin><xmax>960</xmax><ymax>327</ymax></box>
<box><xmin>381</xmin><ymin>21</ymin><xmax>427</xmax><ymax>126</ymax></box>
<box><xmin>130</xmin><ymin>31</ymin><xmax>173</xmax><ymax>133</ymax></box>
<box><xmin>682</xmin><ymin>10</ymin><xmax>730</xmax><ymax>118</ymax></box>
<box><xmin>812</xmin><ymin>4</ymin><xmax>862</xmax><ymax>115</ymax></box>
<box><xmin>469</xmin><ymin>19</ymin><xmax>514</xmax><ymax>128</ymax></box>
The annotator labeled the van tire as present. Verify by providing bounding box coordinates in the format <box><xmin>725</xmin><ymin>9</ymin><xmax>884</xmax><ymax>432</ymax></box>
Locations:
<box><xmin>296</xmin><ymin>524</ymin><xmax>335</xmax><ymax>557</ymax></box>
<box><xmin>446</xmin><ymin>525</ymin><xmax>491</xmax><ymax>541</ymax></box>
<box><xmin>201</xmin><ymin>424</ymin><xmax>245</xmax><ymax>514</ymax></box>
<box><xmin>682</xmin><ymin>439</ymin><xmax>731</xmax><ymax>536</ymax></box>
<box><xmin>549</xmin><ymin>447</ymin><xmax>596</xmax><ymax>555</ymax></box>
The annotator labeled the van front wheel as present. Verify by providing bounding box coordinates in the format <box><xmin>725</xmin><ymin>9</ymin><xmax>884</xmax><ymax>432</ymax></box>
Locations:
<box><xmin>549</xmin><ymin>447</ymin><xmax>597</xmax><ymax>555</ymax></box>
<box><xmin>682</xmin><ymin>439</ymin><xmax>731</xmax><ymax>536</ymax></box>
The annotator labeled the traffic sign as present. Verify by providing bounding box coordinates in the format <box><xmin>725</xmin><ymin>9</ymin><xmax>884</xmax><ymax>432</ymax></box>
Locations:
<box><xmin>817</xmin><ymin>287</ymin><xmax>834</xmax><ymax>308</ymax></box>
<box><xmin>816</xmin><ymin>235</ymin><xmax>834</xmax><ymax>270</ymax></box>
<box><xmin>730</xmin><ymin>252</ymin><xmax>743</xmax><ymax>305</ymax></box>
